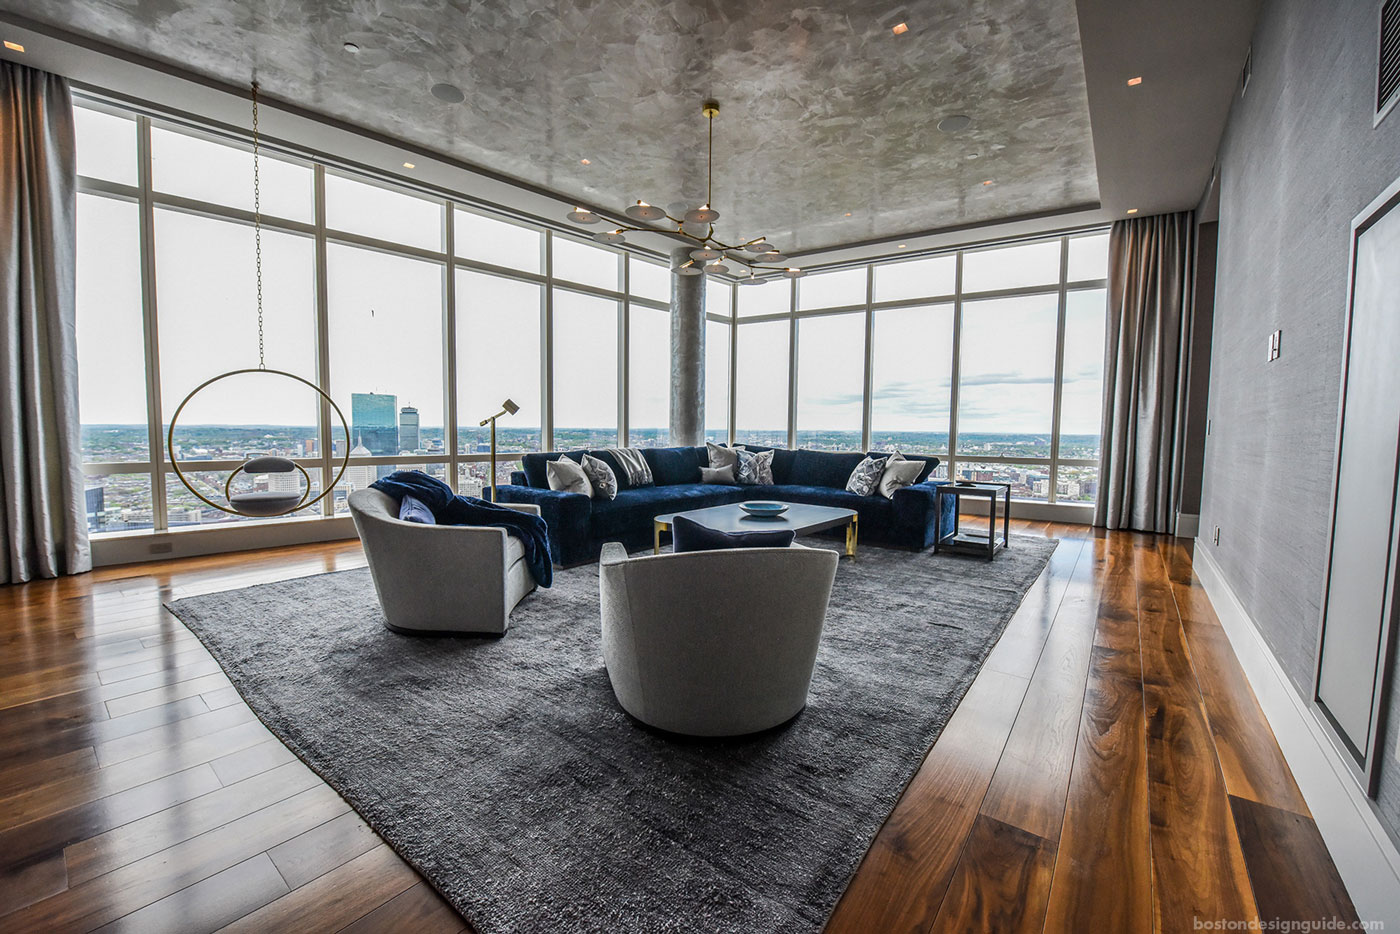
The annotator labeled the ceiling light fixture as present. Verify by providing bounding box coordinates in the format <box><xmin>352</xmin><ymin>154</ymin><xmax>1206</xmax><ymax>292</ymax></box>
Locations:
<box><xmin>844</xmin><ymin>212</ymin><xmax>853</xmax><ymax>217</ymax></box>
<box><xmin>3</xmin><ymin>40</ymin><xmax>24</xmax><ymax>52</ymax></box>
<box><xmin>580</xmin><ymin>158</ymin><xmax>591</xmax><ymax>165</ymax></box>
<box><xmin>430</xmin><ymin>83</ymin><xmax>465</xmax><ymax>104</ymax></box>
<box><xmin>1127</xmin><ymin>76</ymin><xmax>1143</xmax><ymax>86</ymax></box>
<box><xmin>342</xmin><ymin>41</ymin><xmax>360</xmax><ymax>54</ymax></box>
<box><xmin>1126</xmin><ymin>208</ymin><xmax>1139</xmax><ymax>214</ymax></box>
<box><xmin>892</xmin><ymin>22</ymin><xmax>909</xmax><ymax>35</ymax></box>
<box><xmin>897</xmin><ymin>244</ymin><xmax>907</xmax><ymax>249</ymax></box>
<box><xmin>564</xmin><ymin>99</ymin><xmax>803</xmax><ymax>278</ymax></box>
<box><xmin>937</xmin><ymin>114</ymin><xmax>972</xmax><ymax>133</ymax></box>
<box><xmin>982</xmin><ymin>179</ymin><xmax>993</xmax><ymax>185</ymax></box>
<box><xmin>402</xmin><ymin>162</ymin><xmax>416</xmax><ymax>169</ymax></box>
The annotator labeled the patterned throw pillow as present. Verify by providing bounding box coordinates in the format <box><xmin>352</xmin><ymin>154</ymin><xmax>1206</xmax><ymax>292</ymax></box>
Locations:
<box><xmin>580</xmin><ymin>453</ymin><xmax>618</xmax><ymax>500</ymax></box>
<box><xmin>546</xmin><ymin>457</ymin><xmax>593</xmax><ymax>497</ymax></box>
<box><xmin>878</xmin><ymin>453</ymin><xmax>924</xmax><ymax>499</ymax></box>
<box><xmin>845</xmin><ymin>455</ymin><xmax>888</xmax><ymax>497</ymax></box>
<box><xmin>734</xmin><ymin>447</ymin><xmax>775</xmax><ymax>486</ymax></box>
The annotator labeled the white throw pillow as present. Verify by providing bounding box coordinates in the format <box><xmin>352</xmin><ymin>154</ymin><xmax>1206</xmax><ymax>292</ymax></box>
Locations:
<box><xmin>845</xmin><ymin>455</ymin><xmax>888</xmax><ymax>497</ymax></box>
<box><xmin>706</xmin><ymin>441</ymin><xmax>739</xmax><ymax>470</ymax></box>
<box><xmin>580</xmin><ymin>453</ymin><xmax>618</xmax><ymax>500</ymax></box>
<box><xmin>700</xmin><ymin>464</ymin><xmax>736</xmax><ymax>484</ymax></box>
<box><xmin>546</xmin><ymin>456</ymin><xmax>593</xmax><ymax>497</ymax></box>
<box><xmin>878</xmin><ymin>453</ymin><xmax>924</xmax><ymax>499</ymax></box>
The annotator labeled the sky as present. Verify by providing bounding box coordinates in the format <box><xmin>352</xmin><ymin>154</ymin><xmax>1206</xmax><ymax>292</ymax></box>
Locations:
<box><xmin>73</xmin><ymin>104</ymin><xmax>1109</xmax><ymax>441</ymax></box>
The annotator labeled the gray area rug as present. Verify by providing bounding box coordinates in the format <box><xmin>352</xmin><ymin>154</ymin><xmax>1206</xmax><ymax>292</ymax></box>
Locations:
<box><xmin>166</xmin><ymin>537</ymin><xmax>1058</xmax><ymax>933</ymax></box>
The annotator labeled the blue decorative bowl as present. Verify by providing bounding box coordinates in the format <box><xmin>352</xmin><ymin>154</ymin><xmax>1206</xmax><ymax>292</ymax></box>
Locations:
<box><xmin>740</xmin><ymin>501</ymin><xmax>789</xmax><ymax>516</ymax></box>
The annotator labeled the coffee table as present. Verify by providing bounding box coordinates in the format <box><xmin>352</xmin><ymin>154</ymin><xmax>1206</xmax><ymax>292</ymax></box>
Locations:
<box><xmin>653</xmin><ymin>502</ymin><xmax>859</xmax><ymax>557</ymax></box>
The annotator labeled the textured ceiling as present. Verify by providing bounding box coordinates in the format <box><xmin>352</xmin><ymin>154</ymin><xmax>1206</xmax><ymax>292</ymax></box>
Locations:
<box><xmin>3</xmin><ymin>0</ymin><xmax>1101</xmax><ymax>253</ymax></box>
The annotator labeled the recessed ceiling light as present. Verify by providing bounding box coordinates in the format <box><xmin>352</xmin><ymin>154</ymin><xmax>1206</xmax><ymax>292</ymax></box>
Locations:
<box><xmin>430</xmin><ymin>83</ymin><xmax>465</xmax><ymax>104</ymax></box>
<box><xmin>937</xmin><ymin>114</ymin><xmax>972</xmax><ymax>133</ymax></box>
<box><xmin>4</xmin><ymin>40</ymin><xmax>24</xmax><ymax>52</ymax></box>
<box><xmin>1126</xmin><ymin>208</ymin><xmax>1138</xmax><ymax>214</ymax></box>
<box><xmin>580</xmin><ymin>158</ymin><xmax>591</xmax><ymax>165</ymax></box>
<box><xmin>342</xmin><ymin>41</ymin><xmax>360</xmax><ymax>54</ymax></box>
<box><xmin>892</xmin><ymin>22</ymin><xmax>909</xmax><ymax>35</ymax></box>
<box><xmin>897</xmin><ymin>244</ymin><xmax>907</xmax><ymax>249</ymax></box>
<box><xmin>982</xmin><ymin>179</ymin><xmax>993</xmax><ymax>185</ymax></box>
<box><xmin>402</xmin><ymin>162</ymin><xmax>416</xmax><ymax>169</ymax></box>
<box><xmin>844</xmin><ymin>212</ymin><xmax>852</xmax><ymax>217</ymax></box>
<box><xmin>1127</xmin><ymin>76</ymin><xmax>1143</xmax><ymax>86</ymax></box>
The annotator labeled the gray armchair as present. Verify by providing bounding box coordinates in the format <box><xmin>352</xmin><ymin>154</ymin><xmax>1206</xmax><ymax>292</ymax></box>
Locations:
<box><xmin>348</xmin><ymin>488</ymin><xmax>539</xmax><ymax>635</ymax></box>
<box><xmin>598</xmin><ymin>542</ymin><xmax>840</xmax><ymax>736</ymax></box>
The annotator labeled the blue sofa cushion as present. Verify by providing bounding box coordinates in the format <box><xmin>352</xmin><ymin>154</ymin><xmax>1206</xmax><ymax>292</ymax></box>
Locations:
<box><xmin>788</xmin><ymin>450</ymin><xmax>868</xmax><ymax>488</ymax></box>
<box><xmin>671</xmin><ymin>514</ymin><xmax>795</xmax><ymax>553</ymax></box>
<box><xmin>522</xmin><ymin>450</ymin><xmax>586</xmax><ymax>489</ymax></box>
<box><xmin>869</xmin><ymin>451</ymin><xmax>940</xmax><ymax>484</ymax></box>
<box><xmin>766</xmin><ymin>484</ymin><xmax>896</xmax><ymax>526</ymax></box>
<box><xmin>641</xmin><ymin>446</ymin><xmax>704</xmax><ymax>486</ymax></box>
<box><xmin>590</xmin><ymin>483</ymin><xmax>746</xmax><ymax>540</ymax></box>
<box><xmin>397</xmin><ymin>494</ymin><xmax>436</xmax><ymax>524</ymax></box>
<box><xmin>736</xmin><ymin>444</ymin><xmax>797</xmax><ymax>484</ymax></box>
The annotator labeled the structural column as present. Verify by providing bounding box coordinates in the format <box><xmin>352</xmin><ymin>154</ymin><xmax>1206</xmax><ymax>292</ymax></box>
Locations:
<box><xmin>669</xmin><ymin>246</ymin><xmax>706</xmax><ymax>445</ymax></box>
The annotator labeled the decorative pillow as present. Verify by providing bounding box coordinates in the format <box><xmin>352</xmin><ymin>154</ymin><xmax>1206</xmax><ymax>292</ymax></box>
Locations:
<box><xmin>700</xmin><ymin>464</ymin><xmax>737</xmax><ymax>484</ymax></box>
<box><xmin>546</xmin><ymin>456</ymin><xmax>593</xmax><ymax>497</ymax></box>
<box><xmin>580</xmin><ymin>453</ymin><xmax>618</xmax><ymax>500</ymax></box>
<box><xmin>397</xmin><ymin>494</ymin><xmax>436</xmax><ymax>524</ymax></box>
<box><xmin>734</xmin><ymin>447</ymin><xmax>775</xmax><ymax>486</ymax></box>
<box><xmin>845</xmin><ymin>455</ymin><xmax>888</xmax><ymax>497</ymax></box>
<box><xmin>706</xmin><ymin>441</ymin><xmax>739</xmax><ymax>470</ymax></box>
<box><xmin>671</xmin><ymin>514</ymin><xmax>795</xmax><ymax>553</ymax></box>
<box><xmin>878</xmin><ymin>453</ymin><xmax>924</xmax><ymax>499</ymax></box>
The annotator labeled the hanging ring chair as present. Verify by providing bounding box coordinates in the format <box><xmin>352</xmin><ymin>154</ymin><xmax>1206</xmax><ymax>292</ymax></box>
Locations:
<box><xmin>166</xmin><ymin>81</ymin><xmax>353</xmax><ymax>519</ymax></box>
<box><xmin>166</xmin><ymin>368</ymin><xmax>352</xmax><ymax>517</ymax></box>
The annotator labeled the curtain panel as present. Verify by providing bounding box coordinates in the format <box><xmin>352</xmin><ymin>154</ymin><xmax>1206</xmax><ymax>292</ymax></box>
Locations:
<box><xmin>1095</xmin><ymin>211</ymin><xmax>1196</xmax><ymax>533</ymax></box>
<box><xmin>0</xmin><ymin>61</ymin><xmax>89</xmax><ymax>583</ymax></box>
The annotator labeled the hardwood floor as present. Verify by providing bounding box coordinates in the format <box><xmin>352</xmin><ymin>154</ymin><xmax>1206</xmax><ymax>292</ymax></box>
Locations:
<box><xmin>0</xmin><ymin>522</ymin><xmax>1357</xmax><ymax>932</ymax></box>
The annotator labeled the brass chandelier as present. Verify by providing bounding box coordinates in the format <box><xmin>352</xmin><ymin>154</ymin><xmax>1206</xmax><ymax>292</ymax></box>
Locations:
<box><xmin>563</xmin><ymin>99</ymin><xmax>804</xmax><ymax>282</ymax></box>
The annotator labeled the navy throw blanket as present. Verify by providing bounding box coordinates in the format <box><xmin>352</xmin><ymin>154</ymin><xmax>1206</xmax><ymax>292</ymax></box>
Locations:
<box><xmin>370</xmin><ymin>470</ymin><xmax>552</xmax><ymax>588</ymax></box>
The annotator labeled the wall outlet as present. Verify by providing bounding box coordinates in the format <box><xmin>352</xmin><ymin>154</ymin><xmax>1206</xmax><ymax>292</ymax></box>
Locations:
<box><xmin>1213</xmin><ymin>526</ymin><xmax>1221</xmax><ymax>546</ymax></box>
<box><xmin>1206</xmin><ymin>417</ymin><xmax>1212</xmax><ymax>436</ymax></box>
<box><xmin>1267</xmin><ymin>329</ymin><xmax>1282</xmax><ymax>362</ymax></box>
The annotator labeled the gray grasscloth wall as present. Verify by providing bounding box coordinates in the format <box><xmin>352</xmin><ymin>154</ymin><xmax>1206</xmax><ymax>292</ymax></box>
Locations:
<box><xmin>1200</xmin><ymin>0</ymin><xmax>1400</xmax><ymax>842</ymax></box>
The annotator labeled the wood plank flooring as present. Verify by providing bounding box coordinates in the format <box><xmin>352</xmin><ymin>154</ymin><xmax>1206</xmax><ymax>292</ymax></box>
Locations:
<box><xmin>0</xmin><ymin>522</ymin><xmax>1356</xmax><ymax>932</ymax></box>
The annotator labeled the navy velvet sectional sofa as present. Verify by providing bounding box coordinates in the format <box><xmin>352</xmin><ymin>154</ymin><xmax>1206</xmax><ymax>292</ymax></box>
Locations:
<box><xmin>493</xmin><ymin>445</ymin><xmax>957</xmax><ymax>566</ymax></box>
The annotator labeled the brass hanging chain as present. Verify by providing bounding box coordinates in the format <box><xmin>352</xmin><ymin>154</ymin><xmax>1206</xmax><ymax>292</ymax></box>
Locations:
<box><xmin>251</xmin><ymin>81</ymin><xmax>265</xmax><ymax>370</ymax></box>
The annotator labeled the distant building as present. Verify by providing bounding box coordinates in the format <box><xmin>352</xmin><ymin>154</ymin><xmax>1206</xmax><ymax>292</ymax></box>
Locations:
<box><xmin>352</xmin><ymin>393</ymin><xmax>398</xmax><ymax>456</ymax></box>
<box><xmin>399</xmin><ymin>406</ymin><xmax>420</xmax><ymax>454</ymax></box>
<box><xmin>345</xmin><ymin>439</ymin><xmax>376</xmax><ymax>492</ymax></box>
<box><xmin>85</xmin><ymin>485</ymin><xmax>104</xmax><ymax>530</ymax></box>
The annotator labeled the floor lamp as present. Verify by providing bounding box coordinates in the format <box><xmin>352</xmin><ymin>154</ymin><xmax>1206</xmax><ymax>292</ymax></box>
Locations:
<box><xmin>479</xmin><ymin>399</ymin><xmax>519</xmax><ymax>502</ymax></box>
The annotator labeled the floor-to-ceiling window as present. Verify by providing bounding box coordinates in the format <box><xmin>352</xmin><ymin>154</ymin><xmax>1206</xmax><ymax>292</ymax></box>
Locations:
<box><xmin>74</xmin><ymin>95</ymin><xmax>1108</xmax><ymax>538</ymax></box>
<box><xmin>731</xmin><ymin>231</ymin><xmax>1109</xmax><ymax>504</ymax></box>
<box><xmin>73</xmin><ymin>99</ymin><xmax>727</xmax><ymax>536</ymax></box>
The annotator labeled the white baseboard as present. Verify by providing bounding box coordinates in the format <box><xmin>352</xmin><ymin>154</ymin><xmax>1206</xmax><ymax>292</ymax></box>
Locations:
<box><xmin>1176</xmin><ymin>512</ymin><xmax>1201</xmax><ymax>538</ymax></box>
<box><xmin>91</xmin><ymin>516</ymin><xmax>359</xmax><ymax>567</ymax></box>
<box><xmin>1193</xmin><ymin>543</ymin><xmax>1400</xmax><ymax>928</ymax></box>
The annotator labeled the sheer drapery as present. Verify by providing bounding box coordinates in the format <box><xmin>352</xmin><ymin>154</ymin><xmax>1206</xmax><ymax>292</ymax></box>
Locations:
<box><xmin>1095</xmin><ymin>211</ymin><xmax>1195</xmax><ymax>533</ymax></box>
<box><xmin>0</xmin><ymin>61</ymin><xmax>89</xmax><ymax>583</ymax></box>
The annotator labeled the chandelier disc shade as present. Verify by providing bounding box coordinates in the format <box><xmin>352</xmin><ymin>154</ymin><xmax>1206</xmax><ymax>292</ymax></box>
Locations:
<box><xmin>565</xmin><ymin>99</ymin><xmax>803</xmax><ymax>280</ymax></box>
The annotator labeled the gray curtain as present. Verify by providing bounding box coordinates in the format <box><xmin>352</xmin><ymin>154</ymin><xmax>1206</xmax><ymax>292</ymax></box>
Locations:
<box><xmin>1095</xmin><ymin>211</ymin><xmax>1195</xmax><ymax>533</ymax></box>
<box><xmin>0</xmin><ymin>61</ymin><xmax>89</xmax><ymax>583</ymax></box>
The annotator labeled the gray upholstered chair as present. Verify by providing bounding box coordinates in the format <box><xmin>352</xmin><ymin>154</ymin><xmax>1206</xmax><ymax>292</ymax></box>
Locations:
<box><xmin>348</xmin><ymin>488</ymin><xmax>539</xmax><ymax>635</ymax></box>
<box><xmin>598</xmin><ymin>542</ymin><xmax>840</xmax><ymax>736</ymax></box>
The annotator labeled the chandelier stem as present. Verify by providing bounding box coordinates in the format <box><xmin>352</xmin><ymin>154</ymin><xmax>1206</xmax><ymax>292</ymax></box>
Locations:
<box><xmin>707</xmin><ymin>109</ymin><xmax>713</xmax><ymax>208</ymax></box>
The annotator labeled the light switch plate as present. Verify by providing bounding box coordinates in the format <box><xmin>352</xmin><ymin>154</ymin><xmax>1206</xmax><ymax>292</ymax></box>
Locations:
<box><xmin>1267</xmin><ymin>329</ymin><xmax>1282</xmax><ymax>362</ymax></box>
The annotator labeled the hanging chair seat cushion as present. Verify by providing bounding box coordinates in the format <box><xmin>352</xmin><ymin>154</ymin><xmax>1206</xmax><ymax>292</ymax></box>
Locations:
<box><xmin>228</xmin><ymin>490</ymin><xmax>306</xmax><ymax>516</ymax></box>
<box><xmin>241</xmin><ymin>456</ymin><xmax>298</xmax><ymax>474</ymax></box>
